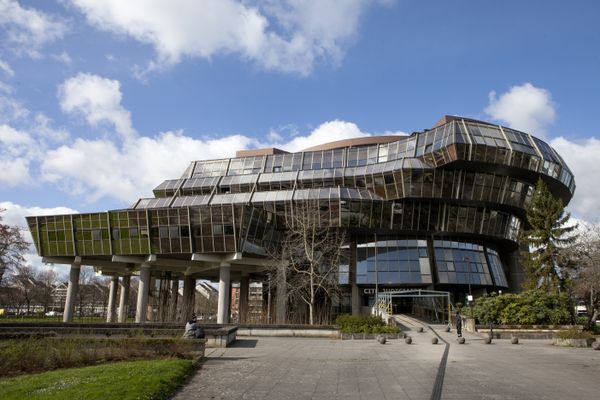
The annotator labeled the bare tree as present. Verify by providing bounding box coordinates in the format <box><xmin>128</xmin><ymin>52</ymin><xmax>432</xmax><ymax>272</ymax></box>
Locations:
<box><xmin>76</xmin><ymin>267</ymin><xmax>109</xmax><ymax>317</ymax></box>
<box><xmin>37</xmin><ymin>268</ymin><xmax>58</xmax><ymax>313</ymax></box>
<box><xmin>10</xmin><ymin>265</ymin><xmax>39</xmax><ymax>315</ymax></box>
<box><xmin>0</xmin><ymin>278</ymin><xmax>23</xmax><ymax>314</ymax></box>
<box><xmin>0</xmin><ymin>209</ymin><xmax>29</xmax><ymax>284</ymax></box>
<box><xmin>269</xmin><ymin>200</ymin><xmax>345</xmax><ymax>325</ymax></box>
<box><xmin>567</xmin><ymin>222</ymin><xmax>600</xmax><ymax>329</ymax></box>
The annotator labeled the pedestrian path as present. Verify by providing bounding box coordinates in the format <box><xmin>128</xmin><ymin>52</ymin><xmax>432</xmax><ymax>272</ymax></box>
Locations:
<box><xmin>173</xmin><ymin>325</ymin><xmax>600</xmax><ymax>400</ymax></box>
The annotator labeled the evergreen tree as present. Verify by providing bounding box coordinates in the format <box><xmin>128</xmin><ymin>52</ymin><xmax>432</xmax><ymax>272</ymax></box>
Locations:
<box><xmin>520</xmin><ymin>179</ymin><xmax>577</xmax><ymax>292</ymax></box>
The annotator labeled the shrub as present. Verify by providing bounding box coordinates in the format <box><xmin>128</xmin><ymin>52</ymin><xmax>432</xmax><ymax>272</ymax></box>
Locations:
<box><xmin>0</xmin><ymin>337</ymin><xmax>202</xmax><ymax>377</ymax></box>
<box><xmin>472</xmin><ymin>290</ymin><xmax>573</xmax><ymax>326</ymax></box>
<box><xmin>335</xmin><ymin>314</ymin><xmax>400</xmax><ymax>334</ymax></box>
<box><xmin>555</xmin><ymin>328</ymin><xmax>594</xmax><ymax>340</ymax></box>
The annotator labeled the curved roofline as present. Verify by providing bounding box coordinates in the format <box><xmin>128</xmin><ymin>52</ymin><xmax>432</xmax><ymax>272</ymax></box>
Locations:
<box><xmin>301</xmin><ymin>135</ymin><xmax>406</xmax><ymax>152</ymax></box>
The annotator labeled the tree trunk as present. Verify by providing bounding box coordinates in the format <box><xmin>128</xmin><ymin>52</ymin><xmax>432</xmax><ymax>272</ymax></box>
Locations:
<box><xmin>587</xmin><ymin>308</ymin><xmax>599</xmax><ymax>330</ymax></box>
<box><xmin>276</xmin><ymin>265</ymin><xmax>287</xmax><ymax>324</ymax></box>
<box><xmin>169</xmin><ymin>279</ymin><xmax>179</xmax><ymax>322</ymax></box>
<box><xmin>309</xmin><ymin>267</ymin><xmax>314</xmax><ymax>325</ymax></box>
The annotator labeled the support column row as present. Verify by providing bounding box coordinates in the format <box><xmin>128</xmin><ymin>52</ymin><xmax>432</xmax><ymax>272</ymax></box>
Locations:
<box><xmin>61</xmin><ymin>261</ymin><xmax>238</xmax><ymax>325</ymax></box>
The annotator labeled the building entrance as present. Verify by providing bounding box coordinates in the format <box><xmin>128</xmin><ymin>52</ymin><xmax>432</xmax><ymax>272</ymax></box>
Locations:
<box><xmin>375</xmin><ymin>289</ymin><xmax>453</xmax><ymax>324</ymax></box>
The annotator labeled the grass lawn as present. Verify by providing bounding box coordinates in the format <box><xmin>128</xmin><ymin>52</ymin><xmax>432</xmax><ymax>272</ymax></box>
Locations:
<box><xmin>0</xmin><ymin>358</ymin><xmax>196</xmax><ymax>400</ymax></box>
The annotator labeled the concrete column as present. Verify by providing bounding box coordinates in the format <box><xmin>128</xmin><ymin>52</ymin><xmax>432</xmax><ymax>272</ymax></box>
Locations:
<box><xmin>135</xmin><ymin>263</ymin><xmax>152</xmax><ymax>323</ymax></box>
<box><xmin>181</xmin><ymin>274</ymin><xmax>196</xmax><ymax>321</ymax></box>
<box><xmin>106</xmin><ymin>275</ymin><xmax>119</xmax><ymax>323</ymax></box>
<box><xmin>118</xmin><ymin>275</ymin><xmax>130</xmax><ymax>323</ymax></box>
<box><xmin>350</xmin><ymin>239</ymin><xmax>360</xmax><ymax>316</ymax></box>
<box><xmin>63</xmin><ymin>262</ymin><xmax>81</xmax><ymax>322</ymax></box>
<box><xmin>217</xmin><ymin>264</ymin><xmax>231</xmax><ymax>324</ymax></box>
<box><xmin>239</xmin><ymin>273</ymin><xmax>249</xmax><ymax>324</ymax></box>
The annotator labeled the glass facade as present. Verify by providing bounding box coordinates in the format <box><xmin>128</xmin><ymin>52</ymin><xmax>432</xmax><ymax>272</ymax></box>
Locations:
<box><xmin>433</xmin><ymin>240</ymin><xmax>494</xmax><ymax>286</ymax></box>
<box><xmin>27</xmin><ymin>116</ymin><xmax>574</xmax><ymax>292</ymax></box>
<box><xmin>356</xmin><ymin>238</ymin><xmax>432</xmax><ymax>285</ymax></box>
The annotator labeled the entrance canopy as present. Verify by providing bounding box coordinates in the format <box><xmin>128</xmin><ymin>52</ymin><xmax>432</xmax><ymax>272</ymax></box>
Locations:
<box><xmin>375</xmin><ymin>289</ymin><xmax>453</xmax><ymax>324</ymax></box>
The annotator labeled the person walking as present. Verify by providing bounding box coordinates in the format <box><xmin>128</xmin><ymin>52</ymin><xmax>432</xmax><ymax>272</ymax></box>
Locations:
<box><xmin>455</xmin><ymin>312</ymin><xmax>462</xmax><ymax>338</ymax></box>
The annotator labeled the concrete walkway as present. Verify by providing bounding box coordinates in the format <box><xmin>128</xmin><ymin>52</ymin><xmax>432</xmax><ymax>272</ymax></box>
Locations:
<box><xmin>174</xmin><ymin>324</ymin><xmax>600</xmax><ymax>400</ymax></box>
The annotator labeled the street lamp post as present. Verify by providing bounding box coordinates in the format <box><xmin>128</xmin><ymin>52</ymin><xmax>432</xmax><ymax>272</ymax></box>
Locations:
<box><xmin>462</xmin><ymin>256</ymin><xmax>473</xmax><ymax>301</ymax></box>
<box><xmin>463</xmin><ymin>256</ymin><xmax>474</xmax><ymax>320</ymax></box>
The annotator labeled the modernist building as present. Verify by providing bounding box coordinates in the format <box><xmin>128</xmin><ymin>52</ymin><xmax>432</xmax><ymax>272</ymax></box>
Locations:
<box><xmin>27</xmin><ymin>116</ymin><xmax>575</xmax><ymax>323</ymax></box>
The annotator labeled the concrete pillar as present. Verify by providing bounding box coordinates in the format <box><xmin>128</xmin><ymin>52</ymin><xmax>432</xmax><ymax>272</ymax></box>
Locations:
<box><xmin>63</xmin><ymin>262</ymin><xmax>81</xmax><ymax>322</ymax></box>
<box><xmin>239</xmin><ymin>273</ymin><xmax>250</xmax><ymax>324</ymax></box>
<box><xmin>182</xmin><ymin>274</ymin><xmax>196</xmax><ymax>321</ymax></box>
<box><xmin>106</xmin><ymin>275</ymin><xmax>119</xmax><ymax>323</ymax></box>
<box><xmin>135</xmin><ymin>263</ymin><xmax>152</xmax><ymax>323</ymax></box>
<box><xmin>118</xmin><ymin>275</ymin><xmax>130</xmax><ymax>323</ymax></box>
<box><xmin>217</xmin><ymin>264</ymin><xmax>231</xmax><ymax>324</ymax></box>
<box><xmin>350</xmin><ymin>239</ymin><xmax>360</xmax><ymax>315</ymax></box>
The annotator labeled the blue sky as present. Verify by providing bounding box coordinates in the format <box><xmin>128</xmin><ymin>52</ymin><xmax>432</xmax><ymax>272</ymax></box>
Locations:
<box><xmin>1</xmin><ymin>0</ymin><xmax>599</xmax><ymax>269</ymax></box>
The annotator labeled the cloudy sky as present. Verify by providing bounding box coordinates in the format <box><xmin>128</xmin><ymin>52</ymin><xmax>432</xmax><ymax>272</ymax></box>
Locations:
<box><xmin>1</xmin><ymin>0</ymin><xmax>599</xmax><ymax>271</ymax></box>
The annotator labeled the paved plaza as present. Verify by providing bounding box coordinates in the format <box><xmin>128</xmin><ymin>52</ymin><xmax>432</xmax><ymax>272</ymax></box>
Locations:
<box><xmin>174</xmin><ymin>323</ymin><xmax>600</xmax><ymax>400</ymax></box>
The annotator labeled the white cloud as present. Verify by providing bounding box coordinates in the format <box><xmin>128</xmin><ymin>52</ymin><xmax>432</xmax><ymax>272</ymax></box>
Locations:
<box><xmin>0</xmin><ymin>59</ymin><xmax>14</xmax><ymax>77</ymax></box>
<box><xmin>58</xmin><ymin>73</ymin><xmax>135</xmax><ymax>139</ymax></box>
<box><xmin>550</xmin><ymin>136</ymin><xmax>600</xmax><ymax>222</ymax></box>
<box><xmin>0</xmin><ymin>123</ymin><xmax>33</xmax><ymax>146</ymax></box>
<box><xmin>41</xmin><ymin>132</ymin><xmax>258</xmax><ymax>203</ymax></box>
<box><xmin>0</xmin><ymin>201</ymin><xmax>77</xmax><ymax>228</ymax></box>
<box><xmin>0</xmin><ymin>93</ymin><xmax>28</xmax><ymax>122</ymax></box>
<box><xmin>0</xmin><ymin>90</ymin><xmax>70</xmax><ymax>187</ymax></box>
<box><xmin>68</xmin><ymin>0</ymin><xmax>380</xmax><ymax>76</ymax></box>
<box><xmin>0</xmin><ymin>124</ymin><xmax>34</xmax><ymax>185</ymax></box>
<box><xmin>31</xmin><ymin>113</ymin><xmax>69</xmax><ymax>142</ymax></box>
<box><xmin>276</xmin><ymin>120</ymin><xmax>369</xmax><ymax>151</ymax></box>
<box><xmin>52</xmin><ymin>51</ymin><xmax>73</xmax><ymax>67</ymax></box>
<box><xmin>0</xmin><ymin>0</ymin><xmax>68</xmax><ymax>58</ymax></box>
<box><xmin>0</xmin><ymin>157</ymin><xmax>30</xmax><ymax>185</ymax></box>
<box><xmin>485</xmin><ymin>83</ymin><xmax>555</xmax><ymax>138</ymax></box>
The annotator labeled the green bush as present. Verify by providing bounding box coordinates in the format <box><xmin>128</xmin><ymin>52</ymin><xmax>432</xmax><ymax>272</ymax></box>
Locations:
<box><xmin>335</xmin><ymin>314</ymin><xmax>400</xmax><ymax>334</ymax></box>
<box><xmin>472</xmin><ymin>290</ymin><xmax>573</xmax><ymax>326</ymax></box>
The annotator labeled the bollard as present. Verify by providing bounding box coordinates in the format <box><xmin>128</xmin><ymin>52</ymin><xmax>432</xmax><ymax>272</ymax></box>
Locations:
<box><xmin>405</xmin><ymin>336</ymin><xmax>412</xmax><ymax>344</ymax></box>
<box><xmin>458</xmin><ymin>337</ymin><xmax>465</xmax><ymax>344</ymax></box>
<box><xmin>377</xmin><ymin>334</ymin><xmax>387</xmax><ymax>345</ymax></box>
<box><xmin>417</xmin><ymin>327</ymin><xmax>424</xmax><ymax>333</ymax></box>
<box><xmin>431</xmin><ymin>337</ymin><xmax>438</xmax><ymax>345</ymax></box>
<box><xmin>445</xmin><ymin>326</ymin><xmax>450</xmax><ymax>332</ymax></box>
<box><xmin>592</xmin><ymin>341</ymin><xmax>600</xmax><ymax>350</ymax></box>
<box><xmin>511</xmin><ymin>337</ymin><xmax>519</xmax><ymax>345</ymax></box>
<box><xmin>484</xmin><ymin>337</ymin><xmax>492</xmax><ymax>344</ymax></box>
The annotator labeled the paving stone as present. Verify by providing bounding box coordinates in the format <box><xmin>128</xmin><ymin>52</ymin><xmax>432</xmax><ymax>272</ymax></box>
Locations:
<box><xmin>173</xmin><ymin>327</ymin><xmax>600</xmax><ymax>400</ymax></box>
